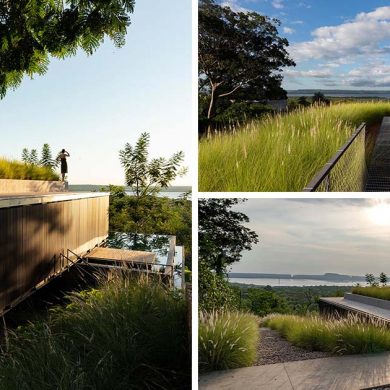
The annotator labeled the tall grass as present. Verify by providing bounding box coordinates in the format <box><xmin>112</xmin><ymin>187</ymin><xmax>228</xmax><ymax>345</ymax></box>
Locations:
<box><xmin>0</xmin><ymin>157</ymin><xmax>59</xmax><ymax>181</ymax></box>
<box><xmin>199</xmin><ymin>102</ymin><xmax>390</xmax><ymax>191</ymax></box>
<box><xmin>199</xmin><ymin>310</ymin><xmax>259</xmax><ymax>372</ymax></box>
<box><xmin>352</xmin><ymin>286</ymin><xmax>390</xmax><ymax>301</ymax></box>
<box><xmin>264</xmin><ymin>314</ymin><xmax>390</xmax><ymax>355</ymax></box>
<box><xmin>0</xmin><ymin>276</ymin><xmax>190</xmax><ymax>390</ymax></box>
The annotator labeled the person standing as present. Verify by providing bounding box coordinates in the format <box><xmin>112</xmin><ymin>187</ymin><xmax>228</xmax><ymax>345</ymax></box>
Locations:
<box><xmin>57</xmin><ymin>149</ymin><xmax>70</xmax><ymax>181</ymax></box>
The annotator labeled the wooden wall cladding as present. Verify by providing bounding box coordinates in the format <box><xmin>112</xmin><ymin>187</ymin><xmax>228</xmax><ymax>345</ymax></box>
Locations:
<box><xmin>0</xmin><ymin>195</ymin><xmax>109</xmax><ymax>313</ymax></box>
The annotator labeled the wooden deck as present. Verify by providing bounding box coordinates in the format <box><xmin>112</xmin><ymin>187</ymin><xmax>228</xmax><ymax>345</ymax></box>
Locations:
<box><xmin>366</xmin><ymin>116</ymin><xmax>390</xmax><ymax>191</ymax></box>
<box><xmin>84</xmin><ymin>247</ymin><xmax>156</xmax><ymax>264</ymax></box>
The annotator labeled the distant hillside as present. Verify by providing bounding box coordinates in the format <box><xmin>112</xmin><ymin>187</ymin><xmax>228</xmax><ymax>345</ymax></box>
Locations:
<box><xmin>229</xmin><ymin>272</ymin><xmax>366</xmax><ymax>282</ymax></box>
<box><xmin>69</xmin><ymin>185</ymin><xmax>191</xmax><ymax>193</ymax></box>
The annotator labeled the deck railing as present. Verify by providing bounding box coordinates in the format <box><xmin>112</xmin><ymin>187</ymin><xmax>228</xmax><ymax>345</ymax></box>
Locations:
<box><xmin>303</xmin><ymin>123</ymin><xmax>367</xmax><ymax>192</ymax></box>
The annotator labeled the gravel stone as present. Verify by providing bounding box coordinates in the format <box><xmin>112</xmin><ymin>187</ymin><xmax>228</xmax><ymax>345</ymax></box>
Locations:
<box><xmin>256</xmin><ymin>327</ymin><xmax>331</xmax><ymax>365</ymax></box>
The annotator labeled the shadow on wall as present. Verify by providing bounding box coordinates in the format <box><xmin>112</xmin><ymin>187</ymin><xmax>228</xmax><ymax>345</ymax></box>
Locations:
<box><xmin>0</xmin><ymin>202</ymin><xmax>71</xmax><ymax>313</ymax></box>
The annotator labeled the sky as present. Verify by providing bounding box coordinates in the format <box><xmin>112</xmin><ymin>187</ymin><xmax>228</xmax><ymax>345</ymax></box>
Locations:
<box><xmin>220</xmin><ymin>0</ymin><xmax>390</xmax><ymax>90</ymax></box>
<box><xmin>230</xmin><ymin>198</ymin><xmax>390</xmax><ymax>276</ymax></box>
<box><xmin>0</xmin><ymin>0</ymin><xmax>192</xmax><ymax>185</ymax></box>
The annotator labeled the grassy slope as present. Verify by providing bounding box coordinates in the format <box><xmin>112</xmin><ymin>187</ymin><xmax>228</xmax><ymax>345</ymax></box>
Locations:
<box><xmin>0</xmin><ymin>158</ymin><xmax>59</xmax><ymax>181</ymax></box>
<box><xmin>199</xmin><ymin>102</ymin><xmax>390</xmax><ymax>191</ymax></box>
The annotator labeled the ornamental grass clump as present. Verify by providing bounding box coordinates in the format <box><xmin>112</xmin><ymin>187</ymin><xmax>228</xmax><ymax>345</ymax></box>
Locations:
<box><xmin>264</xmin><ymin>314</ymin><xmax>390</xmax><ymax>355</ymax></box>
<box><xmin>199</xmin><ymin>310</ymin><xmax>259</xmax><ymax>372</ymax></box>
<box><xmin>0</xmin><ymin>276</ymin><xmax>190</xmax><ymax>390</ymax></box>
<box><xmin>352</xmin><ymin>286</ymin><xmax>390</xmax><ymax>301</ymax></box>
<box><xmin>0</xmin><ymin>157</ymin><xmax>59</xmax><ymax>180</ymax></box>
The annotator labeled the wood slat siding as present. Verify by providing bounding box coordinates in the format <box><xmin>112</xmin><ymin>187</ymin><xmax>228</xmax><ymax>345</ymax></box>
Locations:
<box><xmin>0</xmin><ymin>195</ymin><xmax>109</xmax><ymax>313</ymax></box>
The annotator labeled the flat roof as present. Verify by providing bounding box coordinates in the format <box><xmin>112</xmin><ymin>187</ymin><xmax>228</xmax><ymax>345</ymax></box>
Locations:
<box><xmin>84</xmin><ymin>247</ymin><xmax>156</xmax><ymax>264</ymax></box>
<box><xmin>320</xmin><ymin>297</ymin><xmax>390</xmax><ymax>322</ymax></box>
<box><xmin>0</xmin><ymin>192</ymin><xmax>109</xmax><ymax>209</ymax></box>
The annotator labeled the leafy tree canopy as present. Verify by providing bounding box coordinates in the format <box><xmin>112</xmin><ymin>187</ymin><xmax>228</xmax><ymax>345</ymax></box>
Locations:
<box><xmin>242</xmin><ymin>288</ymin><xmax>289</xmax><ymax>317</ymax></box>
<box><xmin>199</xmin><ymin>260</ymin><xmax>238</xmax><ymax>311</ymax></box>
<box><xmin>107</xmin><ymin>185</ymin><xmax>192</xmax><ymax>266</ymax></box>
<box><xmin>0</xmin><ymin>0</ymin><xmax>135</xmax><ymax>98</ymax></box>
<box><xmin>199</xmin><ymin>198</ymin><xmax>259</xmax><ymax>274</ymax></box>
<box><xmin>312</xmin><ymin>92</ymin><xmax>330</xmax><ymax>105</ymax></box>
<box><xmin>198</xmin><ymin>0</ymin><xmax>295</xmax><ymax>123</ymax></box>
<box><xmin>119</xmin><ymin>132</ymin><xmax>186</xmax><ymax>197</ymax></box>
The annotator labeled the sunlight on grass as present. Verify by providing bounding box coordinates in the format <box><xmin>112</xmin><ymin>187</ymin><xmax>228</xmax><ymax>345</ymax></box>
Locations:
<box><xmin>0</xmin><ymin>157</ymin><xmax>59</xmax><ymax>181</ymax></box>
<box><xmin>352</xmin><ymin>286</ymin><xmax>390</xmax><ymax>301</ymax></box>
<box><xmin>199</xmin><ymin>102</ymin><xmax>390</xmax><ymax>191</ymax></box>
<box><xmin>264</xmin><ymin>314</ymin><xmax>390</xmax><ymax>355</ymax></box>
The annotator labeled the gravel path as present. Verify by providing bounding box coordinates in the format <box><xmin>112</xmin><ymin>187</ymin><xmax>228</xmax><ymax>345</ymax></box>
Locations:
<box><xmin>256</xmin><ymin>328</ymin><xmax>331</xmax><ymax>365</ymax></box>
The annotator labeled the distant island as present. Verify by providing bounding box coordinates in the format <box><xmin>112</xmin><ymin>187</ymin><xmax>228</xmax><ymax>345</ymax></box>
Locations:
<box><xmin>287</xmin><ymin>89</ymin><xmax>390</xmax><ymax>98</ymax></box>
<box><xmin>69</xmin><ymin>185</ymin><xmax>191</xmax><ymax>193</ymax></box>
<box><xmin>229</xmin><ymin>272</ymin><xmax>366</xmax><ymax>283</ymax></box>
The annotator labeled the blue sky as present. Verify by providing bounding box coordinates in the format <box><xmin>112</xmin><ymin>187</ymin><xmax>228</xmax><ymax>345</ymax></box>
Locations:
<box><xmin>0</xmin><ymin>0</ymin><xmax>192</xmax><ymax>185</ymax></box>
<box><xmin>231</xmin><ymin>198</ymin><xmax>390</xmax><ymax>275</ymax></box>
<box><xmin>221</xmin><ymin>0</ymin><xmax>390</xmax><ymax>90</ymax></box>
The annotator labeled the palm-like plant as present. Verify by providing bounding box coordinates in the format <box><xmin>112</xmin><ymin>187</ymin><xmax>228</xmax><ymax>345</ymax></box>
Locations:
<box><xmin>119</xmin><ymin>132</ymin><xmax>186</xmax><ymax>197</ymax></box>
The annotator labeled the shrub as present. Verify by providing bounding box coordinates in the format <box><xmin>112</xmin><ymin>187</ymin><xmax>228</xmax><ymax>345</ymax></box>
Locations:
<box><xmin>199</xmin><ymin>261</ymin><xmax>239</xmax><ymax>311</ymax></box>
<box><xmin>352</xmin><ymin>286</ymin><xmax>390</xmax><ymax>301</ymax></box>
<box><xmin>0</xmin><ymin>276</ymin><xmax>190</xmax><ymax>390</ymax></box>
<box><xmin>199</xmin><ymin>101</ymin><xmax>390</xmax><ymax>191</ymax></box>
<box><xmin>0</xmin><ymin>157</ymin><xmax>59</xmax><ymax>181</ymax></box>
<box><xmin>199</xmin><ymin>310</ymin><xmax>259</xmax><ymax>372</ymax></box>
<box><xmin>264</xmin><ymin>314</ymin><xmax>390</xmax><ymax>355</ymax></box>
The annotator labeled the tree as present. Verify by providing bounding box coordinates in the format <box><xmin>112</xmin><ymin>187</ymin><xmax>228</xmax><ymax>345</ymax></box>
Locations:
<box><xmin>21</xmin><ymin>148</ymin><xmax>30</xmax><ymax>163</ymax></box>
<box><xmin>107</xmin><ymin>185</ymin><xmax>192</xmax><ymax>266</ymax></box>
<box><xmin>298</xmin><ymin>96</ymin><xmax>310</xmax><ymax>107</ymax></box>
<box><xmin>29</xmin><ymin>149</ymin><xmax>39</xmax><ymax>165</ymax></box>
<box><xmin>119</xmin><ymin>132</ymin><xmax>186</xmax><ymax>197</ymax></box>
<box><xmin>380</xmin><ymin>272</ymin><xmax>388</xmax><ymax>287</ymax></box>
<box><xmin>242</xmin><ymin>288</ymin><xmax>289</xmax><ymax>316</ymax></box>
<box><xmin>199</xmin><ymin>198</ymin><xmax>259</xmax><ymax>274</ymax></box>
<box><xmin>0</xmin><ymin>1</ymin><xmax>135</xmax><ymax>98</ymax></box>
<box><xmin>312</xmin><ymin>92</ymin><xmax>330</xmax><ymax>106</ymax></box>
<box><xmin>199</xmin><ymin>0</ymin><xmax>295</xmax><ymax>123</ymax></box>
<box><xmin>365</xmin><ymin>273</ymin><xmax>376</xmax><ymax>287</ymax></box>
<box><xmin>40</xmin><ymin>143</ymin><xmax>57</xmax><ymax>170</ymax></box>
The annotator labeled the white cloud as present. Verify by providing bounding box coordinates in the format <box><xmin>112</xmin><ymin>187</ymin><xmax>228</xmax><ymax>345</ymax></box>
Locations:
<box><xmin>298</xmin><ymin>2</ymin><xmax>311</xmax><ymax>9</ymax></box>
<box><xmin>318</xmin><ymin>63</ymin><xmax>341</xmax><ymax>69</ymax></box>
<box><xmin>286</xmin><ymin>61</ymin><xmax>390</xmax><ymax>89</ymax></box>
<box><xmin>344</xmin><ymin>63</ymin><xmax>390</xmax><ymax>88</ymax></box>
<box><xmin>220</xmin><ymin>0</ymin><xmax>251</xmax><ymax>13</ymax></box>
<box><xmin>283</xmin><ymin>27</ymin><xmax>295</xmax><ymax>34</ymax></box>
<box><xmin>272</xmin><ymin>0</ymin><xmax>284</xmax><ymax>10</ymax></box>
<box><xmin>290</xmin><ymin>6</ymin><xmax>390</xmax><ymax>62</ymax></box>
<box><xmin>285</xmin><ymin>69</ymin><xmax>333</xmax><ymax>79</ymax></box>
<box><xmin>292</xmin><ymin>20</ymin><xmax>304</xmax><ymax>25</ymax></box>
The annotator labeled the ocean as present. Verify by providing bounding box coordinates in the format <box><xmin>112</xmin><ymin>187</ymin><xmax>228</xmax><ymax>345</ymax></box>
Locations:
<box><xmin>230</xmin><ymin>278</ymin><xmax>358</xmax><ymax>287</ymax></box>
<box><xmin>69</xmin><ymin>185</ymin><xmax>190</xmax><ymax>199</ymax></box>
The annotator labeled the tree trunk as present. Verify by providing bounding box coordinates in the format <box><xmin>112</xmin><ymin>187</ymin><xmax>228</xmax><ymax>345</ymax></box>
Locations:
<box><xmin>207</xmin><ymin>85</ymin><xmax>215</xmax><ymax>120</ymax></box>
<box><xmin>207</xmin><ymin>85</ymin><xmax>216</xmax><ymax>138</ymax></box>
